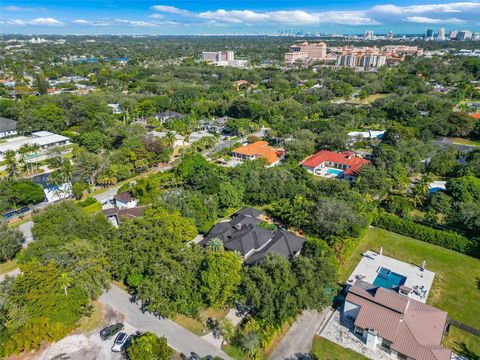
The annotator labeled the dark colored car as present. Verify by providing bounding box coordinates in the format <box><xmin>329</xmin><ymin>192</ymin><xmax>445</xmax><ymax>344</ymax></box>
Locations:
<box><xmin>99</xmin><ymin>323</ymin><xmax>124</xmax><ymax>340</ymax></box>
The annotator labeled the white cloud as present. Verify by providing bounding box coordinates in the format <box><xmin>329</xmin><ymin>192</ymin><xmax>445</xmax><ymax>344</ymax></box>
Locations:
<box><xmin>2</xmin><ymin>5</ymin><xmax>22</xmax><ymax>11</ymax></box>
<box><xmin>404</xmin><ymin>16</ymin><xmax>465</xmax><ymax>23</ymax></box>
<box><xmin>151</xmin><ymin>5</ymin><xmax>190</xmax><ymax>15</ymax></box>
<box><xmin>372</xmin><ymin>2</ymin><xmax>480</xmax><ymax>14</ymax></box>
<box><xmin>7</xmin><ymin>17</ymin><xmax>63</xmax><ymax>26</ymax></box>
<box><xmin>149</xmin><ymin>13</ymin><xmax>164</xmax><ymax>19</ymax></box>
<box><xmin>73</xmin><ymin>19</ymin><xmax>90</xmax><ymax>25</ymax></box>
<box><xmin>114</xmin><ymin>19</ymin><xmax>160</xmax><ymax>27</ymax></box>
<box><xmin>197</xmin><ymin>9</ymin><xmax>379</xmax><ymax>25</ymax></box>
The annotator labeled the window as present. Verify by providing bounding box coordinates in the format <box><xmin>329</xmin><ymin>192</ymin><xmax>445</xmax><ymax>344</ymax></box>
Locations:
<box><xmin>354</xmin><ymin>326</ymin><xmax>364</xmax><ymax>336</ymax></box>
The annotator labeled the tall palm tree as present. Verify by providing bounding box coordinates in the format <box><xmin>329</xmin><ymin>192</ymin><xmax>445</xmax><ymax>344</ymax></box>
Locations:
<box><xmin>4</xmin><ymin>150</ymin><xmax>18</xmax><ymax>178</ymax></box>
<box><xmin>206</xmin><ymin>238</ymin><xmax>224</xmax><ymax>252</ymax></box>
<box><xmin>18</xmin><ymin>144</ymin><xmax>31</xmax><ymax>174</ymax></box>
<box><xmin>165</xmin><ymin>131</ymin><xmax>176</xmax><ymax>147</ymax></box>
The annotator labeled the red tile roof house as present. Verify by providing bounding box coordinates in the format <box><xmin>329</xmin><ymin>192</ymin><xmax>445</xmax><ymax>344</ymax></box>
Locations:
<box><xmin>232</xmin><ymin>141</ymin><xmax>285</xmax><ymax>167</ymax></box>
<box><xmin>301</xmin><ymin>150</ymin><xmax>371</xmax><ymax>181</ymax></box>
<box><xmin>344</xmin><ymin>280</ymin><xmax>451</xmax><ymax>360</ymax></box>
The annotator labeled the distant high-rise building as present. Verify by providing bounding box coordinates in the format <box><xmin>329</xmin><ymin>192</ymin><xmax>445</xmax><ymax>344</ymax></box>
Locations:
<box><xmin>387</xmin><ymin>31</ymin><xmax>395</xmax><ymax>39</ymax></box>
<box><xmin>425</xmin><ymin>29</ymin><xmax>434</xmax><ymax>40</ymax></box>
<box><xmin>449</xmin><ymin>30</ymin><xmax>458</xmax><ymax>39</ymax></box>
<box><xmin>364</xmin><ymin>30</ymin><xmax>374</xmax><ymax>40</ymax></box>
<box><xmin>457</xmin><ymin>30</ymin><xmax>473</xmax><ymax>40</ymax></box>
<box><xmin>336</xmin><ymin>54</ymin><xmax>357</xmax><ymax>67</ymax></box>
<box><xmin>289</xmin><ymin>41</ymin><xmax>327</xmax><ymax>59</ymax></box>
<box><xmin>201</xmin><ymin>51</ymin><xmax>235</xmax><ymax>62</ymax></box>
<box><xmin>360</xmin><ymin>54</ymin><xmax>386</xmax><ymax>68</ymax></box>
<box><xmin>437</xmin><ymin>28</ymin><xmax>446</xmax><ymax>41</ymax></box>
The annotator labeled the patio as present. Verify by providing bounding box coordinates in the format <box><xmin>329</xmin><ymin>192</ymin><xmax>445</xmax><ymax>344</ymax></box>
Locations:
<box><xmin>346</xmin><ymin>250</ymin><xmax>435</xmax><ymax>303</ymax></box>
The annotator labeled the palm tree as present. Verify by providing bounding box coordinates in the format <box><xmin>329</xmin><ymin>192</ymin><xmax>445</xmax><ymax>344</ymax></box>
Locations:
<box><xmin>206</xmin><ymin>238</ymin><xmax>224</xmax><ymax>252</ymax></box>
<box><xmin>165</xmin><ymin>131</ymin><xmax>176</xmax><ymax>147</ymax></box>
<box><xmin>4</xmin><ymin>150</ymin><xmax>18</xmax><ymax>178</ymax></box>
<box><xmin>59</xmin><ymin>272</ymin><xmax>72</xmax><ymax>296</ymax></box>
<box><xmin>29</xmin><ymin>143</ymin><xmax>41</xmax><ymax>172</ymax></box>
<box><xmin>18</xmin><ymin>144</ymin><xmax>31</xmax><ymax>174</ymax></box>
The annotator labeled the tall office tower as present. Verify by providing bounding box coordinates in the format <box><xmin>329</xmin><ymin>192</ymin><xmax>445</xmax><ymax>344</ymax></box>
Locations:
<box><xmin>457</xmin><ymin>30</ymin><xmax>473</xmax><ymax>40</ymax></box>
<box><xmin>387</xmin><ymin>31</ymin><xmax>395</xmax><ymax>39</ymax></box>
<box><xmin>449</xmin><ymin>30</ymin><xmax>458</xmax><ymax>39</ymax></box>
<box><xmin>425</xmin><ymin>29</ymin><xmax>434</xmax><ymax>40</ymax></box>
<box><xmin>437</xmin><ymin>27</ymin><xmax>445</xmax><ymax>41</ymax></box>
<box><xmin>364</xmin><ymin>30</ymin><xmax>374</xmax><ymax>40</ymax></box>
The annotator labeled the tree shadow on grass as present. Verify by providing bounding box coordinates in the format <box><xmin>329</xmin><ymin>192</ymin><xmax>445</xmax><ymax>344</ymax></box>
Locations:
<box><xmin>454</xmin><ymin>342</ymin><xmax>480</xmax><ymax>360</ymax></box>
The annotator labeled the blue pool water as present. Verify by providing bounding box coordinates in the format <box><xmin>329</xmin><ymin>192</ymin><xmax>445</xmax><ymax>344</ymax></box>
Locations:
<box><xmin>327</xmin><ymin>168</ymin><xmax>344</xmax><ymax>176</ymax></box>
<box><xmin>373</xmin><ymin>267</ymin><xmax>407</xmax><ymax>289</ymax></box>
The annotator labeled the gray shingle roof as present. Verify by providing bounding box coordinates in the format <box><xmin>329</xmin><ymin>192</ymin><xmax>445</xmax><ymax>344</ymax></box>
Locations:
<box><xmin>200</xmin><ymin>207</ymin><xmax>306</xmax><ymax>264</ymax></box>
<box><xmin>0</xmin><ymin>118</ymin><xmax>17</xmax><ymax>133</ymax></box>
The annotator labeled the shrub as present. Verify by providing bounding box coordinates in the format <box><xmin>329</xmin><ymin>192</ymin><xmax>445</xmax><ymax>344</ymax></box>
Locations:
<box><xmin>373</xmin><ymin>211</ymin><xmax>473</xmax><ymax>254</ymax></box>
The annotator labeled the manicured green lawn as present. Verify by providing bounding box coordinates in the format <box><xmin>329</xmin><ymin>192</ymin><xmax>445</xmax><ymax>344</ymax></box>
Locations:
<box><xmin>0</xmin><ymin>258</ymin><xmax>18</xmax><ymax>275</ymax></box>
<box><xmin>340</xmin><ymin>227</ymin><xmax>480</xmax><ymax>356</ymax></box>
<box><xmin>311</xmin><ymin>336</ymin><xmax>368</xmax><ymax>360</ymax></box>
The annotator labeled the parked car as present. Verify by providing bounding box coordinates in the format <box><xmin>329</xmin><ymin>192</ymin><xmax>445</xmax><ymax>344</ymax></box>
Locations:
<box><xmin>111</xmin><ymin>332</ymin><xmax>128</xmax><ymax>352</ymax></box>
<box><xmin>99</xmin><ymin>323</ymin><xmax>124</xmax><ymax>340</ymax></box>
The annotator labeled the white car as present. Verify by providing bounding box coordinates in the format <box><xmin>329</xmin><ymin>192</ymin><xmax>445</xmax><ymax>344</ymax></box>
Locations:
<box><xmin>111</xmin><ymin>332</ymin><xmax>128</xmax><ymax>352</ymax></box>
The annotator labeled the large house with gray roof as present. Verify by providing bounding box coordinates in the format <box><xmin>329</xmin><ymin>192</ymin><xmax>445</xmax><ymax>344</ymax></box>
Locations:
<box><xmin>344</xmin><ymin>280</ymin><xmax>451</xmax><ymax>360</ymax></box>
<box><xmin>0</xmin><ymin>117</ymin><xmax>17</xmax><ymax>138</ymax></box>
<box><xmin>199</xmin><ymin>207</ymin><xmax>306</xmax><ymax>264</ymax></box>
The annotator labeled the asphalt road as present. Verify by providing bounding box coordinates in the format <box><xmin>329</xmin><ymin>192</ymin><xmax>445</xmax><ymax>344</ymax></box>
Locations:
<box><xmin>269</xmin><ymin>309</ymin><xmax>329</xmax><ymax>360</ymax></box>
<box><xmin>18</xmin><ymin>220</ymin><xmax>34</xmax><ymax>247</ymax></box>
<box><xmin>100</xmin><ymin>285</ymin><xmax>232</xmax><ymax>359</ymax></box>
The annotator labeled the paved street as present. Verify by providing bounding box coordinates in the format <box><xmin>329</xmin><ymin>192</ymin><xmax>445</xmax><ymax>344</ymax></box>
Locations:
<box><xmin>19</xmin><ymin>220</ymin><xmax>34</xmax><ymax>246</ymax></box>
<box><xmin>100</xmin><ymin>285</ymin><xmax>231</xmax><ymax>359</ymax></box>
<box><xmin>269</xmin><ymin>309</ymin><xmax>329</xmax><ymax>360</ymax></box>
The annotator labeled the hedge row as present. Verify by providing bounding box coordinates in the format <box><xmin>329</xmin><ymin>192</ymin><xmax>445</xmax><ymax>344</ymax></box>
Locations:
<box><xmin>373</xmin><ymin>212</ymin><xmax>473</xmax><ymax>254</ymax></box>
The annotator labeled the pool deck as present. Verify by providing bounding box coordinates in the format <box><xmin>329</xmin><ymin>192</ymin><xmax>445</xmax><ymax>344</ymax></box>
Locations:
<box><xmin>314</xmin><ymin>166</ymin><xmax>344</xmax><ymax>178</ymax></box>
<box><xmin>346</xmin><ymin>250</ymin><xmax>435</xmax><ymax>303</ymax></box>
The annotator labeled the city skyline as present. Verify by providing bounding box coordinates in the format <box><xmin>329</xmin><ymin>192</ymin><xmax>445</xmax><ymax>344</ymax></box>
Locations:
<box><xmin>1</xmin><ymin>0</ymin><xmax>480</xmax><ymax>35</ymax></box>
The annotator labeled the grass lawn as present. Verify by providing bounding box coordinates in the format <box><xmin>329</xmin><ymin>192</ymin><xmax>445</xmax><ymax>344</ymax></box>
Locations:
<box><xmin>311</xmin><ymin>336</ymin><xmax>368</xmax><ymax>360</ymax></box>
<box><xmin>76</xmin><ymin>300</ymin><xmax>105</xmax><ymax>333</ymax></box>
<box><xmin>0</xmin><ymin>259</ymin><xmax>18</xmax><ymax>275</ymax></box>
<box><xmin>174</xmin><ymin>308</ymin><xmax>229</xmax><ymax>336</ymax></box>
<box><xmin>448</xmin><ymin>137</ymin><xmax>480</xmax><ymax>147</ymax></box>
<box><xmin>222</xmin><ymin>344</ymin><xmax>246</xmax><ymax>360</ymax></box>
<box><xmin>340</xmin><ymin>227</ymin><xmax>480</xmax><ymax>356</ymax></box>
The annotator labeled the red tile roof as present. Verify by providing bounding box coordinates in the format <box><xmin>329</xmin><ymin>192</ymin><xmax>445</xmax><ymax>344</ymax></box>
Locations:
<box><xmin>232</xmin><ymin>141</ymin><xmax>282</xmax><ymax>165</ymax></box>
<box><xmin>301</xmin><ymin>150</ymin><xmax>371</xmax><ymax>176</ymax></box>
<box><xmin>346</xmin><ymin>283</ymin><xmax>450</xmax><ymax>360</ymax></box>
<box><xmin>470</xmin><ymin>112</ymin><xmax>480</xmax><ymax>119</ymax></box>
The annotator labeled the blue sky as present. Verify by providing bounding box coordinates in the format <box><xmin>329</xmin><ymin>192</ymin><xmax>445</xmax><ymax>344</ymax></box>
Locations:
<box><xmin>1</xmin><ymin>0</ymin><xmax>480</xmax><ymax>35</ymax></box>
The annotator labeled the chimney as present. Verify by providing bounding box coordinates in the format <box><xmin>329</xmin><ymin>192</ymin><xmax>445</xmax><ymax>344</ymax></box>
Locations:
<box><xmin>234</xmin><ymin>223</ymin><xmax>242</xmax><ymax>231</ymax></box>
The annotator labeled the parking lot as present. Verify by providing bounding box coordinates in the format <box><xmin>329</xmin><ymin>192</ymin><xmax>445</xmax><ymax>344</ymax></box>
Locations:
<box><xmin>35</xmin><ymin>322</ymin><xmax>138</xmax><ymax>360</ymax></box>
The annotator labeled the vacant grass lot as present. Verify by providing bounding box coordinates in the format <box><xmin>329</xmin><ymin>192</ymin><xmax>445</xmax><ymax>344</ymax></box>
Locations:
<box><xmin>340</xmin><ymin>227</ymin><xmax>480</xmax><ymax>356</ymax></box>
<box><xmin>0</xmin><ymin>258</ymin><xmax>18</xmax><ymax>275</ymax></box>
<box><xmin>174</xmin><ymin>308</ymin><xmax>229</xmax><ymax>336</ymax></box>
<box><xmin>311</xmin><ymin>336</ymin><xmax>368</xmax><ymax>360</ymax></box>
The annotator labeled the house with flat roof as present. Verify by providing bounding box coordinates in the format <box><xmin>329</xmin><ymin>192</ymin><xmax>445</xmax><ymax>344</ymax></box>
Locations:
<box><xmin>232</xmin><ymin>141</ymin><xmax>284</xmax><ymax>167</ymax></box>
<box><xmin>199</xmin><ymin>207</ymin><xmax>306</xmax><ymax>264</ymax></box>
<box><xmin>344</xmin><ymin>280</ymin><xmax>451</xmax><ymax>360</ymax></box>
<box><xmin>0</xmin><ymin>131</ymin><xmax>70</xmax><ymax>162</ymax></box>
<box><xmin>301</xmin><ymin>150</ymin><xmax>371</xmax><ymax>181</ymax></box>
<box><xmin>0</xmin><ymin>117</ymin><xmax>17</xmax><ymax>138</ymax></box>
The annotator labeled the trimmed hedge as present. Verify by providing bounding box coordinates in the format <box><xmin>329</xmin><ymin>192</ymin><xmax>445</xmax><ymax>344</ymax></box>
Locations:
<box><xmin>373</xmin><ymin>212</ymin><xmax>473</xmax><ymax>254</ymax></box>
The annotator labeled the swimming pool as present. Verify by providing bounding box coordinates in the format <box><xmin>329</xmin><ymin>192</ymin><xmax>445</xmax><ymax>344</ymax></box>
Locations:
<box><xmin>327</xmin><ymin>168</ymin><xmax>344</xmax><ymax>176</ymax></box>
<box><xmin>373</xmin><ymin>267</ymin><xmax>407</xmax><ymax>290</ymax></box>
